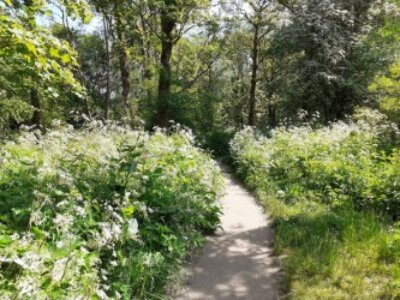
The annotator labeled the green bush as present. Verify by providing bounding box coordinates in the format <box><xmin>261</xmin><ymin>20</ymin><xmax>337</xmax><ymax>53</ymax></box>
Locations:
<box><xmin>231</xmin><ymin>108</ymin><xmax>400</xmax><ymax>299</ymax></box>
<box><xmin>0</xmin><ymin>122</ymin><xmax>224</xmax><ymax>299</ymax></box>
<box><xmin>204</xmin><ymin>130</ymin><xmax>235</xmax><ymax>157</ymax></box>
<box><xmin>232</xmin><ymin>108</ymin><xmax>400</xmax><ymax>218</ymax></box>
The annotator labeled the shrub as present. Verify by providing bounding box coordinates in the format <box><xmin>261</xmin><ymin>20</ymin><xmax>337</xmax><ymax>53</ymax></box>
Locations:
<box><xmin>231</xmin><ymin>108</ymin><xmax>400</xmax><ymax>218</ymax></box>
<box><xmin>0</xmin><ymin>122</ymin><xmax>224</xmax><ymax>299</ymax></box>
<box><xmin>204</xmin><ymin>130</ymin><xmax>235</xmax><ymax>157</ymax></box>
<box><xmin>230</xmin><ymin>108</ymin><xmax>400</xmax><ymax>299</ymax></box>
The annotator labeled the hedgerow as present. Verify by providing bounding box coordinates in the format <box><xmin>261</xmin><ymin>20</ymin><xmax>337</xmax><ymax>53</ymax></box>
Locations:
<box><xmin>0</xmin><ymin>122</ymin><xmax>224</xmax><ymax>299</ymax></box>
<box><xmin>231</xmin><ymin>108</ymin><xmax>400</xmax><ymax>299</ymax></box>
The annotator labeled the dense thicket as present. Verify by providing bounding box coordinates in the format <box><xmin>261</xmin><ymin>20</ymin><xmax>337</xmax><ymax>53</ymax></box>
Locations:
<box><xmin>231</xmin><ymin>109</ymin><xmax>400</xmax><ymax>298</ymax></box>
<box><xmin>0</xmin><ymin>123</ymin><xmax>223</xmax><ymax>298</ymax></box>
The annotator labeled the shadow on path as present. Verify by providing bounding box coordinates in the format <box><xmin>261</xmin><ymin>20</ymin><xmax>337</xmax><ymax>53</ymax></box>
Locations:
<box><xmin>175</xmin><ymin>167</ymin><xmax>281</xmax><ymax>300</ymax></box>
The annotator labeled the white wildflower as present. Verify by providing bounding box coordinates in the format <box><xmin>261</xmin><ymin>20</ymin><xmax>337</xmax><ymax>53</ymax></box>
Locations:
<box><xmin>17</xmin><ymin>276</ymin><xmax>38</xmax><ymax>296</ymax></box>
<box><xmin>127</xmin><ymin>218</ymin><xmax>139</xmax><ymax>239</ymax></box>
<box><xmin>29</xmin><ymin>210</ymin><xmax>44</xmax><ymax>226</ymax></box>
<box><xmin>111</xmin><ymin>223</ymin><xmax>122</xmax><ymax>237</ymax></box>
<box><xmin>100</xmin><ymin>223</ymin><xmax>113</xmax><ymax>241</ymax></box>
<box><xmin>10</xmin><ymin>233</ymin><xmax>20</xmax><ymax>241</ymax></box>
<box><xmin>51</xmin><ymin>257</ymin><xmax>69</xmax><ymax>281</ymax></box>
<box><xmin>13</xmin><ymin>257</ymin><xmax>29</xmax><ymax>269</ymax></box>
<box><xmin>277</xmin><ymin>190</ymin><xmax>286</xmax><ymax>197</ymax></box>
<box><xmin>112</xmin><ymin>211</ymin><xmax>123</xmax><ymax>223</ymax></box>
<box><xmin>75</xmin><ymin>206</ymin><xmax>86</xmax><ymax>217</ymax></box>
<box><xmin>56</xmin><ymin>240</ymin><xmax>65</xmax><ymax>249</ymax></box>
<box><xmin>96</xmin><ymin>289</ymin><xmax>109</xmax><ymax>300</ymax></box>
<box><xmin>110</xmin><ymin>260</ymin><xmax>118</xmax><ymax>267</ymax></box>
<box><xmin>51</xmin><ymin>119</ymin><xmax>62</xmax><ymax>127</ymax></box>
<box><xmin>53</xmin><ymin>214</ymin><xmax>73</xmax><ymax>231</ymax></box>
<box><xmin>80</xmin><ymin>247</ymin><xmax>89</xmax><ymax>254</ymax></box>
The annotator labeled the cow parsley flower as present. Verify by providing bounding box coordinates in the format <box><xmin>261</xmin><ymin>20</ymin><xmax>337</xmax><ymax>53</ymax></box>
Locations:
<box><xmin>127</xmin><ymin>218</ymin><xmax>139</xmax><ymax>239</ymax></box>
<box><xmin>52</xmin><ymin>257</ymin><xmax>69</xmax><ymax>281</ymax></box>
<box><xmin>53</xmin><ymin>214</ymin><xmax>73</xmax><ymax>230</ymax></box>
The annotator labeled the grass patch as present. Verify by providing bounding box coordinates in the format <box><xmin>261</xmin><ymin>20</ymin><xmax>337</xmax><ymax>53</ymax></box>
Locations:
<box><xmin>261</xmin><ymin>192</ymin><xmax>399</xmax><ymax>299</ymax></box>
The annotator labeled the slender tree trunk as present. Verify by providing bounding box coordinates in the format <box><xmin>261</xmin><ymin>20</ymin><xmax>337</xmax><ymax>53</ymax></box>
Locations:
<box><xmin>138</xmin><ymin>14</ymin><xmax>153</xmax><ymax>100</ymax></box>
<box><xmin>30</xmin><ymin>88</ymin><xmax>41</xmax><ymax>128</ymax></box>
<box><xmin>248</xmin><ymin>25</ymin><xmax>259</xmax><ymax>126</ymax></box>
<box><xmin>117</xmin><ymin>47</ymin><xmax>130</xmax><ymax>109</ymax></box>
<box><xmin>24</xmin><ymin>0</ymin><xmax>43</xmax><ymax>129</ymax></box>
<box><xmin>115</xmin><ymin>10</ymin><xmax>130</xmax><ymax>109</ymax></box>
<box><xmin>103</xmin><ymin>16</ymin><xmax>111</xmax><ymax>119</ymax></box>
<box><xmin>267</xmin><ymin>104</ymin><xmax>276</xmax><ymax>127</ymax></box>
<box><xmin>156</xmin><ymin>10</ymin><xmax>176</xmax><ymax>128</ymax></box>
<box><xmin>81</xmin><ymin>78</ymin><xmax>91</xmax><ymax>116</ymax></box>
<box><xmin>69</xmin><ymin>39</ymin><xmax>91</xmax><ymax>116</ymax></box>
<box><xmin>59</xmin><ymin>6</ymin><xmax>90</xmax><ymax>116</ymax></box>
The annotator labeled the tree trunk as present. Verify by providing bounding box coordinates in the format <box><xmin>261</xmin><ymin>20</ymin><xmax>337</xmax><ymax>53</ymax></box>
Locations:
<box><xmin>30</xmin><ymin>88</ymin><xmax>41</xmax><ymax>128</ymax></box>
<box><xmin>138</xmin><ymin>13</ymin><xmax>153</xmax><ymax>100</ymax></box>
<box><xmin>156</xmin><ymin>9</ymin><xmax>176</xmax><ymax>128</ymax></box>
<box><xmin>248</xmin><ymin>25</ymin><xmax>259</xmax><ymax>126</ymax></box>
<box><xmin>103</xmin><ymin>16</ymin><xmax>111</xmax><ymax>119</ymax></box>
<box><xmin>25</xmin><ymin>0</ymin><xmax>42</xmax><ymax>129</ymax></box>
<box><xmin>59</xmin><ymin>6</ymin><xmax>90</xmax><ymax>116</ymax></box>
<box><xmin>115</xmin><ymin>10</ymin><xmax>130</xmax><ymax>109</ymax></box>
<box><xmin>267</xmin><ymin>104</ymin><xmax>276</xmax><ymax>127</ymax></box>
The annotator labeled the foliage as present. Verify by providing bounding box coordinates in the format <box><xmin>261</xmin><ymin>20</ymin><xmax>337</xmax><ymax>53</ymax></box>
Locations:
<box><xmin>370</xmin><ymin>60</ymin><xmax>400</xmax><ymax>122</ymax></box>
<box><xmin>203</xmin><ymin>129</ymin><xmax>236</xmax><ymax>158</ymax></box>
<box><xmin>0</xmin><ymin>0</ymin><xmax>92</xmax><ymax>128</ymax></box>
<box><xmin>0</xmin><ymin>98</ymin><xmax>34</xmax><ymax>132</ymax></box>
<box><xmin>75</xmin><ymin>33</ymin><xmax>109</xmax><ymax>114</ymax></box>
<box><xmin>231</xmin><ymin>108</ymin><xmax>400</xmax><ymax>298</ymax></box>
<box><xmin>266</xmin><ymin>0</ymin><xmax>390</xmax><ymax>122</ymax></box>
<box><xmin>0</xmin><ymin>122</ymin><xmax>224</xmax><ymax>299</ymax></box>
<box><xmin>1</xmin><ymin>0</ymin><xmax>399</xmax><ymax>132</ymax></box>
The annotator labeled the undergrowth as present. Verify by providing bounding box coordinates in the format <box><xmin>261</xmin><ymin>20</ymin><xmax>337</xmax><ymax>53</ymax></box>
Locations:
<box><xmin>0</xmin><ymin>121</ymin><xmax>224</xmax><ymax>299</ymax></box>
<box><xmin>231</xmin><ymin>108</ymin><xmax>400</xmax><ymax>299</ymax></box>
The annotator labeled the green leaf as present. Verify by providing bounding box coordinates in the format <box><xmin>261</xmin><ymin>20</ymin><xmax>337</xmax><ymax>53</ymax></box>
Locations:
<box><xmin>61</xmin><ymin>54</ymin><xmax>72</xmax><ymax>64</ymax></box>
<box><xmin>32</xmin><ymin>227</ymin><xmax>44</xmax><ymax>239</ymax></box>
<box><xmin>122</xmin><ymin>206</ymin><xmax>135</xmax><ymax>218</ymax></box>
<box><xmin>49</xmin><ymin>47</ymin><xmax>60</xmax><ymax>58</ymax></box>
<box><xmin>0</xmin><ymin>235</ymin><xmax>12</xmax><ymax>247</ymax></box>
<box><xmin>25</xmin><ymin>41</ymin><xmax>37</xmax><ymax>56</ymax></box>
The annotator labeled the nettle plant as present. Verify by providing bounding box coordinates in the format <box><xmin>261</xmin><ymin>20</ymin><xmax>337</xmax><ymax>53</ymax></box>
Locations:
<box><xmin>231</xmin><ymin>108</ymin><xmax>400</xmax><ymax>218</ymax></box>
<box><xmin>0</xmin><ymin>122</ymin><xmax>224</xmax><ymax>299</ymax></box>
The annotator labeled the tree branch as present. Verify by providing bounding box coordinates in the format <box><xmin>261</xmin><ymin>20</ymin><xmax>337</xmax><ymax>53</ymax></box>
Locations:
<box><xmin>177</xmin><ymin>53</ymin><xmax>221</xmax><ymax>93</ymax></box>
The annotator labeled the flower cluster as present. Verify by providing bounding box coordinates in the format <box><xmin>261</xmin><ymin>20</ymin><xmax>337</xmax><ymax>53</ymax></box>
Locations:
<box><xmin>231</xmin><ymin>108</ymin><xmax>400</xmax><ymax>217</ymax></box>
<box><xmin>0</xmin><ymin>122</ymin><xmax>224</xmax><ymax>299</ymax></box>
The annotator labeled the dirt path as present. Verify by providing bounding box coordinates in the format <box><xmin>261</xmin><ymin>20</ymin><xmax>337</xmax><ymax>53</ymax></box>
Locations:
<box><xmin>175</xmin><ymin>167</ymin><xmax>281</xmax><ymax>300</ymax></box>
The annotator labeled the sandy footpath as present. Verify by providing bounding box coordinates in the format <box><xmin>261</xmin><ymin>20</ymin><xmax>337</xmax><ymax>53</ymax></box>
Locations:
<box><xmin>175</xmin><ymin>166</ymin><xmax>281</xmax><ymax>300</ymax></box>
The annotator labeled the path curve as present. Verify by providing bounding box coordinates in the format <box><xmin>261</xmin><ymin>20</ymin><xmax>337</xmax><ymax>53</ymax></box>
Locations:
<box><xmin>175</xmin><ymin>166</ymin><xmax>281</xmax><ymax>300</ymax></box>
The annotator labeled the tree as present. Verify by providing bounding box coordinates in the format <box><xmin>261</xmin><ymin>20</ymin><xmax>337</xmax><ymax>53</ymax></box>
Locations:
<box><xmin>0</xmin><ymin>0</ymin><xmax>91</xmax><ymax>129</ymax></box>
<box><xmin>271</xmin><ymin>0</ymin><xmax>387</xmax><ymax>122</ymax></box>
<box><xmin>114</xmin><ymin>2</ymin><xmax>131</xmax><ymax>109</ymax></box>
<box><xmin>165</xmin><ymin>19</ymin><xmax>223</xmax><ymax>133</ymax></box>
<box><xmin>148</xmin><ymin>0</ymin><xmax>211</xmax><ymax>127</ymax></box>
<box><xmin>369</xmin><ymin>60</ymin><xmax>400</xmax><ymax>121</ymax></box>
<box><xmin>90</xmin><ymin>0</ymin><xmax>134</xmax><ymax>119</ymax></box>
<box><xmin>241</xmin><ymin>0</ymin><xmax>276</xmax><ymax>126</ymax></box>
